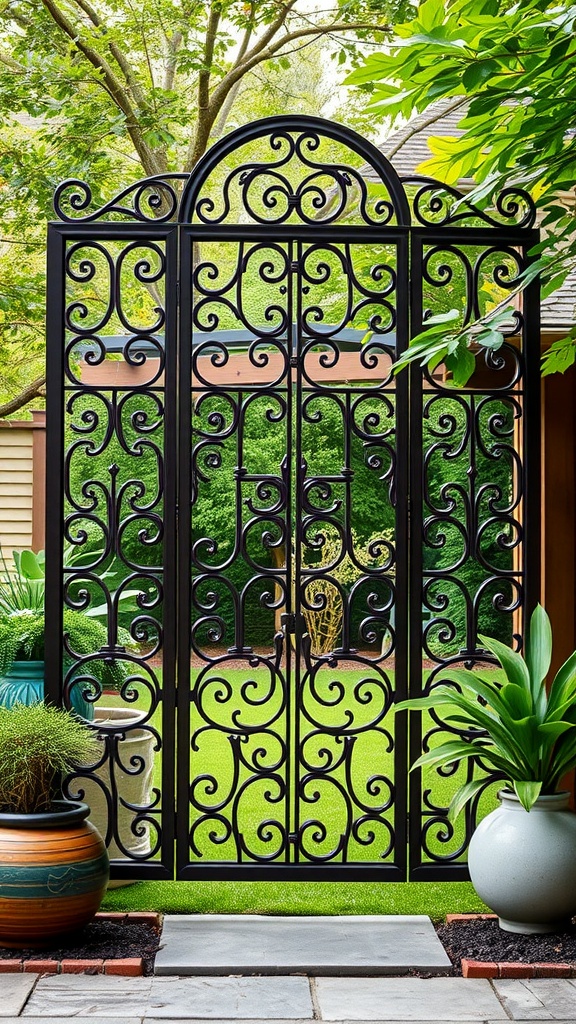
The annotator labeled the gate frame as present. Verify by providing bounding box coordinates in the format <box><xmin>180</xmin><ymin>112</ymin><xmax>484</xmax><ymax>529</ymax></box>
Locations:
<box><xmin>45</xmin><ymin>114</ymin><xmax>541</xmax><ymax>882</ymax></box>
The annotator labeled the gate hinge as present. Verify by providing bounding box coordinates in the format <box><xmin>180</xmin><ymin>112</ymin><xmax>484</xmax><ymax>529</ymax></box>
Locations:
<box><xmin>281</xmin><ymin>612</ymin><xmax>296</xmax><ymax>634</ymax></box>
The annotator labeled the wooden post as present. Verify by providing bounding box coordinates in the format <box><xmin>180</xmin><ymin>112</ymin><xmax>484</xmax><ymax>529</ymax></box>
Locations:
<box><xmin>31</xmin><ymin>410</ymin><xmax>46</xmax><ymax>552</ymax></box>
<box><xmin>540</xmin><ymin>342</ymin><xmax>576</xmax><ymax>801</ymax></box>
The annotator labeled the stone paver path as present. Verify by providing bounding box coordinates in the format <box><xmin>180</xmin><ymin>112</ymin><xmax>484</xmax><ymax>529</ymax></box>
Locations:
<box><xmin>155</xmin><ymin>915</ymin><xmax>451</xmax><ymax>976</ymax></box>
<box><xmin>8</xmin><ymin>973</ymin><xmax>576</xmax><ymax>1021</ymax></box>
<box><xmin>315</xmin><ymin>977</ymin><xmax>506</xmax><ymax>1020</ymax></box>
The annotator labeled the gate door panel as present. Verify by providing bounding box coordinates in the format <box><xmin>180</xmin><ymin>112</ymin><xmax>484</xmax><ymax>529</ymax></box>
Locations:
<box><xmin>45</xmin><ymin>220</ymin><xmax>178</xmax><ymax>880</ymax></box>
<box><xmin>176</xmin><ymin>117</ymin><xmax>411</xmax><ymax>878</ymax></box>
<box><xmin>407</xmin><ymin>218</ymin><xmax>541</xmax><ymax>879</ymax></box>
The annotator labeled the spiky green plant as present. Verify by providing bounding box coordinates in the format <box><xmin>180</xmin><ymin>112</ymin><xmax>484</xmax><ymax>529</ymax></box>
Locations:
<box><xmin>0</xmin><ymin>702</ymin><xmax>100</xmax><ymax>813</ymax></box>
<box><xmin>0</xmin><ymin>549</ymin><xmax>44</xmax><ymax>613</ymax></box>
<box><xmin>396</xmin><ymin>605</ymin><xmax>576</xmax><ymax>817</ymax></box>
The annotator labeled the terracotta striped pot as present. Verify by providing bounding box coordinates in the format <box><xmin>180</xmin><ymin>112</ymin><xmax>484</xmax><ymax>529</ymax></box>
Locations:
<box><xmin>0</xmin><ymin>800</ymin><xmax>109</xmax><ymax>948</ymax></box>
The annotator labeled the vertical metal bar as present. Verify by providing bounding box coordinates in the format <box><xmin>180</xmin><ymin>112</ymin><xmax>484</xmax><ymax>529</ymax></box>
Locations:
<box><xmin>408</xmin><ymin>233</ymin><xmax>425</xmax><ymax>880</ymax></box>
<box><xmin>522</xmin><ymin>246</ymin><xmax>541</xmax><ymax>626</ymax></box>
<box><xmin>291</xmin><ymin>237</ymin><xmax>300</xmax><ymax>865</ymax></box>
<box><xmin>44</xmin><ymin>225</ymin><xmax>65</xmax><ymax>707</ymax></box>
<box><xmin>393</xmin><ymin>231</ymin><xmax>410</xmax><ymax>880</ymax></box>
<box><xmin>161</xmin><ymin>225</ymin><xmax>179</xmax><ymax>877</ymax></box>
<box><xmin>176</xmin><ymin>227</ymin><xmax>193</xmax><ymax>877</ymax></box>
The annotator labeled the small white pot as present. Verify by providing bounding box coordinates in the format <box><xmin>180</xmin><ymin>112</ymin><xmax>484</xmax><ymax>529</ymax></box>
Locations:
<box><xmin>468</xmin><ymin>789</ymin><xmax>576</xmax><ymax>933</ymax></box>
<box><xmin>80</xmin><ymin>707</ymin><xmax>156</xmax><ymax>886</ymax></box>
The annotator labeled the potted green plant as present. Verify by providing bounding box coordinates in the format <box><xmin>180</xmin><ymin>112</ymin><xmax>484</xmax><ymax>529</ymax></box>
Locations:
<box><xmin>0</xmin><ymin>548</ymin><xmax>134</xmax><ymax>716</ymax></box>
<box><xmin>0</xmin><ymin>701</ymin><xmax>109</xmax><ymax>947</ymax></box>
<box><xmin>0</xmin><ymin>549</ymin><xmax>156</xmax><ymax>872</ymax></box>
<box><xmin>0</xmin><ymin>607</ymin><xmax>131</xmax><ymax>718</ymax></box>
<box><xmin>397</xmin><ymin>604</ymin><xmax>576</xmax><ymax>934</ymax></box>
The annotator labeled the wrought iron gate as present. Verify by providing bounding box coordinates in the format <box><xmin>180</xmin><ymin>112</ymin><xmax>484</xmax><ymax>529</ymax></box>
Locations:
<box><xmin>45</xmin><ymin>115</ymin><xmax>540</xmax><ymax>882</ymax></box>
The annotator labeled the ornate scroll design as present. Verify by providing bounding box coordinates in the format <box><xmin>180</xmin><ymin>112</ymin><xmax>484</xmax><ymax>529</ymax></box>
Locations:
<box><xmin>291</xmin><ymin>233</ymin><xmax>401</xmax><ymax>863</ymax></box>
<box><xmin>403</xmin><ymin>176</ymin><xmax>536</xmax><ymax>229</ymax></box>
<box><xmin>414</xmin><ymin>238</ymin><xmax>529</xmax><ymax>866</ymax></box>
<box><xmin>60</xmin><ymin>234</ymin><xmax>169</xmax><ymax>861</ymax></box>
<box><xmin>54</xmin><ymin>174</ymin><xmax>189</xmax><ymax>222</ymax></box>
<box><xmin>189</xmin><ymin>649</ymin><xmax>289</xmax><ymax>862</ymax></box>
<box><xmin>189</xmin><ymin>129</ymin><xmax>401</xmax><ymax>227</ymax></box>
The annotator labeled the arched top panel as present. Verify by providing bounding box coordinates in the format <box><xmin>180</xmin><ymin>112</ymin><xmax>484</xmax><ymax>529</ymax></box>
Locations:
<box><xmin>51</xmin><ymin>114</ymin><xmax>536</xmax><ymax>231</ymax></box>
<box><xmin>179</xmin><ymin>114</ymin><xmax>410</xmax><ymax>228</ymax></box>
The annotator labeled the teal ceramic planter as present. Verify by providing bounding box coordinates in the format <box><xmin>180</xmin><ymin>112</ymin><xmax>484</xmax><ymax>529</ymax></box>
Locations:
<box><xmin>0</xmin><ymin>800</ymin><xmax>109</xmax><ymax>947</ymax></box>
<box><xmin>0</xmin><ymin>661</ymin><xmax>95</xmax><ymax>721</ymax></box>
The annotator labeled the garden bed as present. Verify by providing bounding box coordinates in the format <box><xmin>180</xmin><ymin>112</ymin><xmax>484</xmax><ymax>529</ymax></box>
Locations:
<box><xmin>437</xmin><ymin>914</ymin><xmax>576</xmax><ymax>978</ymax></box>
<box><xmin>4</xmin><ymin>910</ymin><xmax>576</xmax><ymax>978</ymax></box>
<box><xmin>0</xmin><ymin>912</ymin><xmax>161</xmax><ymax>976</ymax></box>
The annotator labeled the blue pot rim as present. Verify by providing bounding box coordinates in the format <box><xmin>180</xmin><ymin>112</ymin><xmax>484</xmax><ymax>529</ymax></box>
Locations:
<box><xmin>0</xmin><ymin>800</ymin><xmax>91</xmax><ymax>828</ymax></box>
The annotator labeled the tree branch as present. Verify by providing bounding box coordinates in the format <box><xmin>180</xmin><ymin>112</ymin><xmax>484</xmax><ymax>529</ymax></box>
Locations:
<box><xmin>0</xmin><ymin>377</ymin><xmax>46</xmax><ymax>419</ymax></box>
<box><xmin>185</xmin><ymin>2</ymin><xmax>222</xmax><ymax>168</ymax></box>
<box><xmin>40</xmin><ymin>0</ymin><xmax>164</xmax><ymax>175</ymax></box>
<box><xmin>185</xmin><ymin>15</ymin><xmax>390</xmax><ymax>170</ymax></box>
<box><xmin>234</xmin><ymin>0</ymin><xmax>298</xmax><ymax>68</ymax></box>
<box><xmin>163</xmin><ymin>31</ymin><xmax>182</xmax><ymax>92</ymax></box>
<box><xmin>383</xmin><ymin>97</ymin><xmax>469</xmax><ymax>161</ymax></box>
<box><xmin>69</xmin><ymin>0</ymin><xmax>148</xmax><ymax>110</ymax></box>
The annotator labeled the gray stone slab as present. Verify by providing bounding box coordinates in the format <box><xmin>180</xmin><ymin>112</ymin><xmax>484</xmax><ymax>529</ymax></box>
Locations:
<box><xmin>147</xmin><ymin>976</ymin><xmax>313</xmax><ymax>1019</ymax></box>
<box><xmin>493</xmin><ymin>979</ymin><xmax>576</xmax><ymax>1019</ymax></box>
<box><xmin>22</xmin><ymin>975</ymin><xmax>152</xmax><ymax>1016</ymax></box>
<box><xmin>314</xmin><ymin>977</ymin><xmax>507</xmax><ymax>1020</ymax></box>
<box><xmin>154</xmin><ymin>915</ymin><xmax>451</xmax><ymax>976</ymax></box>
<box><xmin>0</xmin><ymin>975</ymin><xmax>38</xmax><ymax>1017</ymax></box>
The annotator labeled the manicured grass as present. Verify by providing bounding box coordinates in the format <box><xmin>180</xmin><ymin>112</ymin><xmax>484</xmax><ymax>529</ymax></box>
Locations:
<box><xmin>101</xmin><ymin>878</ymin><xmax>490</xmax><ymax>921</ymax></box>
<box><xmin>105</xmin><ymin>665</ymin><xmax>500</xmax><ymax>867</ymax></box>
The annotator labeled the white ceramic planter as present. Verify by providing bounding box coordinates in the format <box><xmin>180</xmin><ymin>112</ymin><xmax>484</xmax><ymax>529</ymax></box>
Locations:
<box><xmin>80</xmin><ymin>707</ymin><xmax>156</xmax><ymax>885</ymax></box>
<box><xmin>468</xmin><ymin>789</ymin><xmax>576</xmax><ymax>933</ymax></box>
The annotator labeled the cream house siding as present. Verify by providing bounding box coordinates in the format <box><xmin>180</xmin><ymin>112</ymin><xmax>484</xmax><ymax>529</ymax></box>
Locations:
<box><xmin>0</xmin><ymin>429</ymin><xmax>34</xmax><ymax>557</ymax></box>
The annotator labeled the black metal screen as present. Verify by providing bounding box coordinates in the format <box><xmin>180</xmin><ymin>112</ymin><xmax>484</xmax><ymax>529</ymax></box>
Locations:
<box><xmin>45</xmin><ymin>116</ymin><xmax>540</xmax><ymax>881</ymax></box>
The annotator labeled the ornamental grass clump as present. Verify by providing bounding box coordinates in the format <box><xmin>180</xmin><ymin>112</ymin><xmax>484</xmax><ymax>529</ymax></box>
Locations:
<box><xmin>397</xmin><ymin>604</ymin><xmax>576</xmax><ymax>818</ymax></box>
<box><xmin>0</xmin><ymin>702</ymin><xmax>100</xmax><ymax>814</ymax></box>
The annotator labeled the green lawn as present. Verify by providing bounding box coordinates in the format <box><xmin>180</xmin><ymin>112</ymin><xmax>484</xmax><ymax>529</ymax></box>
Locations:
<box><xmin>101</xmin><ymin>878</ymin><xmax>489</xmax><ymax>920</ymax></box>
<box><xmin>99</xmin><ymin>664</ymin><xmax>499</xmax><ymax>892</ymax></box>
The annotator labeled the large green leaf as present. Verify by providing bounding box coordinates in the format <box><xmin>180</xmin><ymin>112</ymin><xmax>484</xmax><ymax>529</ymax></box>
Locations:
<box><xmin>447</xmin><ymin>778</ymin><xmax>488</xmax><ymax>822</ymax></box>
<box><xmin>411</xmin><ymin>740</ymin><xmax>479</xmax><ymax>771</ymax></box>
<box><xmin>499</xmin><ymin>682</ymin><xmax>533</xmax><ymax>720</ymax></box>
<box><xmin>19</xmin><ymin>549</ymin><xmax>44</xmax><ymax>581</ymax></box>
<box><xmin>546</xmin><ymin>650</ymin><xmax>576</xmax><ymax>717</ymax></box>
<box><xmin>513</xmin><ymin>780</ymin><xmax>543</xmax><ymax>811</ymax></box>
<box><xmin>525</xmin><ymin>604</ymin><xmax>552</xmax><ymax>714</ymax></box>
<box><xmin>478</xmin><ymin>633</ymin><xmax>531</xmax><ymax>694</ymax></box>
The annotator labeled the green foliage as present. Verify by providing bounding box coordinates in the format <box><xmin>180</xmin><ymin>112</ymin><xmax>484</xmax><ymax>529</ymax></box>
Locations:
<box><xmin>0</xmin><ymin>700</ymin><xmax>100</xmax><ymax>813</ymax></box>
<box><xmin>0</xmin><ymin>548</ymin><xmax>45</xmax><ymax>613</ymax></box>
<box><xmin>397</xmin><ymin>606</ymin><xmax>576</xmax><ymax>816</ymax></box>
<box><xmin>347</xmin><ymin>0</ymin><xmax>576</xmax><ymax>380</ymax></box>
<box><xmin>0</xmin><ymin>608</ymin><xmax>132</xmax><ymax>690</ymax></box>
<box><xmin>0</xmin><ymin>0</ymin><xmax>395</xmax><ymax>417</ymax></box>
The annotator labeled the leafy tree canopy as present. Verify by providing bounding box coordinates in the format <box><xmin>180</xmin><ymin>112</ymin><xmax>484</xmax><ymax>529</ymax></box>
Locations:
<box><xmin>0</xmin><ymin>0</ymin><xmax>401</xmax><ymax>417</ymax></box>
<box><xmin>347</xmin><ymin>0</ymin><xmax>576</xmax><ymax>380</ymax></box>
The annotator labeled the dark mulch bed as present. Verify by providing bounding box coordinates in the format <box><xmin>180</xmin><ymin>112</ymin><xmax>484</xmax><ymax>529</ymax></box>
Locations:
<box><xmin>0</xmin><ymin>920</ymin><xmax>160</xmax><ymax>976</ymax></box>
<box><xmin>436</xmin><ymin>918</ymin><xmax>576</xmax><ymax>974</ymax></box>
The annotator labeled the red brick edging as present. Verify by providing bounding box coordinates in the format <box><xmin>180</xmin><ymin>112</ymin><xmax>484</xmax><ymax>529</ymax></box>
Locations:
<box><xmin>447</xmin><ymin>914</ymin><xmax>576</xmax><ymax>979</ymax></box>
<box><xmin>0</xmin><ymin>912</ymin><xmax>161</xmax><ymax>976</ymax></box>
